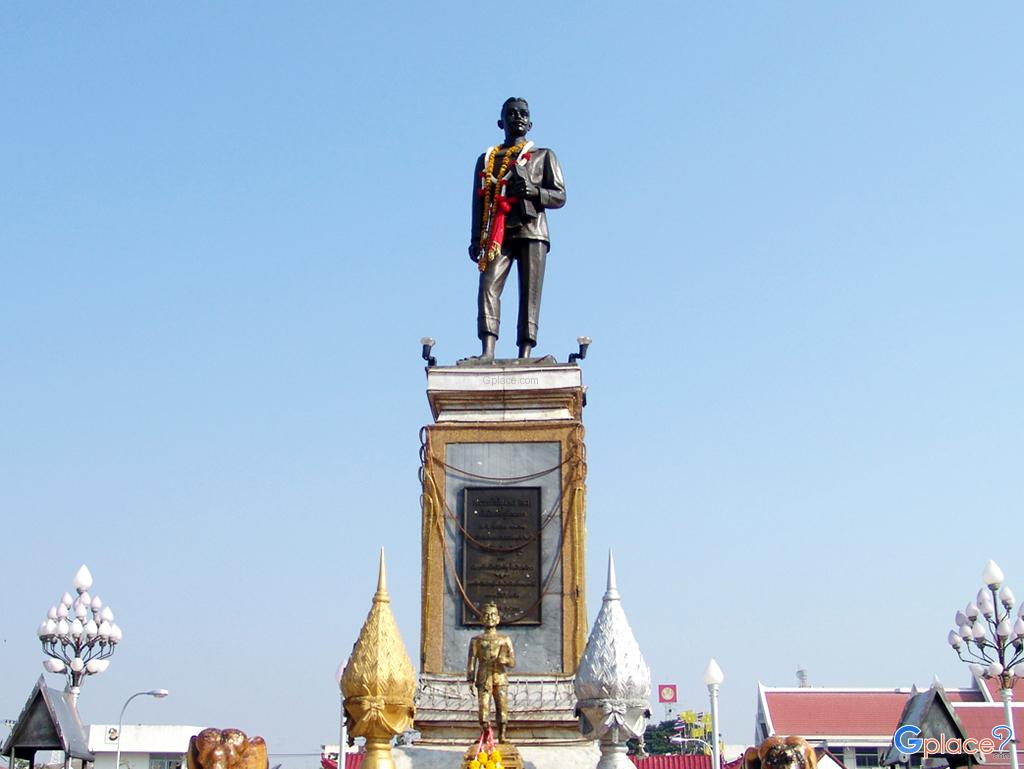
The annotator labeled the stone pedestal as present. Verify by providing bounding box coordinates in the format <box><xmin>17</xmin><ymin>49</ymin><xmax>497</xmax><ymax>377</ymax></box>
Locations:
<box><xmin>415</xmin><ymin>362</ymin><xmax>588</xmax><ymax>745</ymax></box>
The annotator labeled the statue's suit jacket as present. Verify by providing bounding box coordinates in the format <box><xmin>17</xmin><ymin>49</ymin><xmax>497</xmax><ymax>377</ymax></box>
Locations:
<box><xmin>471</xmin><ymin>146</ymin><xmax>567</xmax><ymax>248</ymax></box>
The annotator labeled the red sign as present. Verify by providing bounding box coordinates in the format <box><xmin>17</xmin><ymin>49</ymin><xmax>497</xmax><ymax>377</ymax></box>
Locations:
<box><xmin>658</xmin><ymin>684</ymin><xmax>678</xmax><ymax>703</ymax></box>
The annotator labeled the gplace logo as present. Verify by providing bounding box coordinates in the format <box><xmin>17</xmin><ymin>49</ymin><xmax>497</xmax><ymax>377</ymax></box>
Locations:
<box><xmin>893</xmin><ymin>725</ymin><xmax>1014</xmax><ymax>757</ymax></box>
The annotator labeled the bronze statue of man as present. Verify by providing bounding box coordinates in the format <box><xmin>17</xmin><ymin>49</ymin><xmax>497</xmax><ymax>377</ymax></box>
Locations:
<box><xmin>469</xmin><ymin>98</ymin><xmax>566</xmax><ymax>360</ymax></box>
<box><xmin>466</xmin><ymin>602</ymin><xmax>516</xmax><ymax>741</ymax></box>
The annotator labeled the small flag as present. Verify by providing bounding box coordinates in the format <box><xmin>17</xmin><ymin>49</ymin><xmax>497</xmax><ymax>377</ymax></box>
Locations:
<box><xmin>658</xmin><ymin>684</ymin><xmax>678</xmax><ymax>703</ymax></box>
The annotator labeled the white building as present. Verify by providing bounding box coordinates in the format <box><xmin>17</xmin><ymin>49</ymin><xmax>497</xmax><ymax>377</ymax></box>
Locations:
<box><xmin>87</xmin><ymin>725</ymin><xmax>205</xmax><ymax>769</ymax></box>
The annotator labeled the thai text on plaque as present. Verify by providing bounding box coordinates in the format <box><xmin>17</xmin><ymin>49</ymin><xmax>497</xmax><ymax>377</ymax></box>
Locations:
<box><xmin>461</xmin><ymin>486</ymin><xmax>542</xmax><ymax>625</ymax></box>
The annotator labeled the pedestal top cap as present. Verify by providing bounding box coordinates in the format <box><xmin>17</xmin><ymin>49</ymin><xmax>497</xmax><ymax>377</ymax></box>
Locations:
<box><xmin>426</xmin><ymin>363</ymin><xmax>584</xmax><ymax>423</ymax></box>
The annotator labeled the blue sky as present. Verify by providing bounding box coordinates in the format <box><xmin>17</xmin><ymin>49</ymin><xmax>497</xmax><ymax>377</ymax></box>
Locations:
<box><xmin>2</xmin><ymin>2</ymin><xmax>1022</xmax><ymax>763</ymax></box>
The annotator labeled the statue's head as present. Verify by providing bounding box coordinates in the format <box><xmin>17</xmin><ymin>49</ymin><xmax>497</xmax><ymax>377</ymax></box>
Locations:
<box><xmin>743</xmin><ymin>736</ymin><xmax>817</xmax><ymax>769</ymax></box>
<box><xmin>498</xmin><ymin>97</ymin><xmax>531</xmax><ymax>140</ymax></box>
<box><xmin>481</xmin><ymin>602</ymin><xmax>501</xmax><ymax>628</ymax></box>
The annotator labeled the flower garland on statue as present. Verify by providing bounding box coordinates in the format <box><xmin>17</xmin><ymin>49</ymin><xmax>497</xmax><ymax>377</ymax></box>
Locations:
<box><xmin>476</xmin><ymin>141</ymin><xmax>534</xmax><ymax>273</ymax></box>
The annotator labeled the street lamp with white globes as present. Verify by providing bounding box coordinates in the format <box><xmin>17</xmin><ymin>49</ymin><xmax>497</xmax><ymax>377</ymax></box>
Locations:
<box><xmin>114</xmin><ymin>690</ymin><xmax>169</xmax><ymax>769</ymax></box>
<box><xmin>947</xmin><ymin>560</ymin><xmax>1023</xmax><ymax>769</ymax></box>
<box><xmin>36</xmin><ymin>565</ymin><xmax>123</xmax><ymax>705</ymax></box>
<box><xmin>703</xmin><ymin>659</ymin><xmax>725</xmax><ymax>769</ymax></box>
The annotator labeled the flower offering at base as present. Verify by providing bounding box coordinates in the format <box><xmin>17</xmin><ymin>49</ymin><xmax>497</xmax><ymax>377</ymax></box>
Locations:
<box><xmin>459</xmin><ymin>728</ymin><xmax>522</xmax><ymax>769</ymax></box>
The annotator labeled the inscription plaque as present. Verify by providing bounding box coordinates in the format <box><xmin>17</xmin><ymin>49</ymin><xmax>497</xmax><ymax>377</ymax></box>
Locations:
<box><xmin>461</xmin><ymin>486</ymin><xmax>543</xmax><ymax>625</ymax></box>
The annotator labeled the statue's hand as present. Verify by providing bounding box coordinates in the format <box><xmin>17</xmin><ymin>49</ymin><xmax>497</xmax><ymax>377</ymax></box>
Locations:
<box><xmin>508</xmin><ymin>176</ymin><xmax>538</xmax><ymax>200</ymax></box>
<box><xmin>468</xmin><ymin>245</ymin><xmax>480</xmax><ymax>262</ymax></box>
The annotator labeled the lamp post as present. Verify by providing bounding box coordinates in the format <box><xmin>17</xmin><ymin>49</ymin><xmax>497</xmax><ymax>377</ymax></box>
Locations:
<box><xmin>703</xmin><ymin>659</ymin><xmax>724</xmax><ymax>769</ymax></box>
<box><xmin>36</xmin><ymin>565</ymin><xmax>123</xmax><ymax>705</ymax></box>
<box><xmin>114</xmin><ymin>690</ymin><xmax>169</xmax><ymax>769</ymax></box>
<box><xmin>948</xmin><ymin>560</ymin><xmax>1023</xmax><ymax>769</ymax></box>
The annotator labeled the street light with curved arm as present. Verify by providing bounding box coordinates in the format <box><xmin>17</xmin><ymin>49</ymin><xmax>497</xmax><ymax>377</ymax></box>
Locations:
<box><xmin>114</xmin><ymin>690</ymin><xmax>169</xmax><ymax>769</ymax></box>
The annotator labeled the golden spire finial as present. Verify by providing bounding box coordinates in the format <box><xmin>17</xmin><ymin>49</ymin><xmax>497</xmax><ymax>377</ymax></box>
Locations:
<box><xmin>341</xmin><ymin>548</ymin><xmax>415</xmax><ymax>769</ymax></box>
<box><xmin>375</xmin><ymin>548</ymin><xmax>389</xmax><ymax>603</ymax></box>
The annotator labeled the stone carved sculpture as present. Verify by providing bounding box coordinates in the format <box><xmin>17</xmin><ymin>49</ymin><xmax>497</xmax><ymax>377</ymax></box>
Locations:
<box><xmin>466</xmin><ymin>602</ymin><xmax>516</xmax><ymax>742</ymax></box>
<box><xmin>743</xmin><ymin>736</ymin><xmax>818</xmax><ymax>769</ymax></box>
<box><xmin>186</xmin><ymin>729</ymin><xmax>268</xmax><ymax>769</ymax></box>
<box><xmin>340</xmin><ymin>550</ymin><xmax>416</xmax><ymax>769</ymax></box>
<box><xmin>574</xmin><ymin>552</ymin><xmax>651</xmax><ymax>769</ymax></box>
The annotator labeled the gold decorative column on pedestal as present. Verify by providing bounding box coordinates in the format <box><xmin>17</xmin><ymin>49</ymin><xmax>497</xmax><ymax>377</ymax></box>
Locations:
<box><xmin>341</xmin><ymin>550</ymin><xmax>416</xmax><ymax>769</ymax></box>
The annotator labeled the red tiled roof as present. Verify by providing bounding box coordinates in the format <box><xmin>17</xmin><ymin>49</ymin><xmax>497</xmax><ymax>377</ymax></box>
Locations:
<box><xmin>947</xmin><ymin>689</ymin><xmax>986</xmax><ymax>702</ymax></box>
<box><xmin>320</xmin><ymin>754</ymin><xmax>364</xmax><ymax>769</ymax></box>
<box><xmin>630</xmin><ymin>756</ymin><xmax>711</xmax><ymax>769</ymax></box>
<box><xmin>630</xmin><ymin>755</ymin><xmax>741</xmax><ymax>769</ymax></box>
<box><xmin>765</xmin><ymin>691</ymin><xmax>910</xmax><ymax>737</ymax></box>
<box><xmin>949</xmin><ymin>706</ymin><xmax>1024</xmax><ymax>767</ymax></box>
<box><xmin>981</xmin><ymin>677</ymin><xmax>1024</xmax><ymax>702</ymax></box>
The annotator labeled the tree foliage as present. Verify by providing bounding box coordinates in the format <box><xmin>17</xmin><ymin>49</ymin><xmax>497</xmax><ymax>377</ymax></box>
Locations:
<box><xmin>627</xmin><ymin>711</ymin><xmax>713</xmax><ymax>756</ymax></box>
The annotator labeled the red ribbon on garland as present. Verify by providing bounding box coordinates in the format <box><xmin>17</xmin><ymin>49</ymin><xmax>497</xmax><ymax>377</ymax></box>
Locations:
<box><xmin>477</xmin><ymin>150</ymin><xmax>531</xmax><ymax>272</ymax></box>
<box><xmin>482</xmin><ymin>194</ymin><xmax>519</xmax><ymax>269</ymax></box>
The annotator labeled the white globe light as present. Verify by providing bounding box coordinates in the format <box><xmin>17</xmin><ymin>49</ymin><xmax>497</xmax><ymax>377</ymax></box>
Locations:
<box><xmin>85</xmin><ymin>659</ymin><xmax>109</xmax><ymax>674</ymax></box>
<box><xmin>959</xmin><ymin>623</ymin><xmax>973</xmax><ymax>639</ymax></box>
<box><xmin>61</xmin><ymin>592</ymin><xmax>74</xmax><ymax>608</ymax></box>
<box><xmin>983</xmin><ymin>561</ymin><xmax>1005</xmax><ymax>588</ymax></box>
<box><xmin>98</xmin><ymin>621</ymin><xmax>111</xmax><ymax>638</ymax></box>
<box><xmin>997</xmin><ymin>619</ymin><xmax>1012</xmax><ymax>637</ymax></box>
<box><xmin>91</xmin><ymin>596</ymin><xmax>103</xmax><ymax>611</ymax></box>
<box><xmin>1000</xmin><ymin>586</ymin><xmax>1015</xmax><ymax>608</ymax></box>
<box><xmin>45</xmin><ymin>619</ymin><xmax>58</xmax><ymax>636</ymax></box>
<box><xmin>48</xmin><ymin>606</ymin><xmax>58</xmax><ymax>620</ymax></box>
<box><xmin>79</xmin><ymin>591</ymin><xmax>91</xmax><ymax>606</ymax></box>
<box><xmin>969</xmin><ymin>663</ymin><xmax>986</xmax><ymax>677</ymax></box>
<box><xmin>979</xmin><ymin>594</ymin><xmax>996</xmax><ymax>617</ymax></box>
<box><xmin>70</xmin><ymin>619</ymin><xmax>84</xmax><ymax>637</ymax></box>
<box><xmin>85</xmin><ymin>619</ymin><xmax>98</xmax><ymax>637</ymax></box>
<box><xmin>948</xmin><ymin>630</ymin><xmax>962</xmax><ymax>648</ymax></box>
<box><xmin>70</xmin><ymin>657</ymin><xmax>84</xmax><ymax>672</ymax></box>
<box><xmin>973</xmin><ymin>622</ymin><xmax>987</xmax><ymax>640</ymax></box>
<box><xmin>73</xmin><ymin>565</ymin><xmax>94</xmax><ymax>592</ymax></box>
<box><xmin>703</xmin><ymin>658</ymin><xmax>725</xmax><ymax>686</ymax></box>
<box><xmin>57</xmin><ymin>619</ymin><xmax>70</xmax><ymax>638</ymax></box>
<box><xmin>38</xmin><ymin>621</ymin><xmax>51</xmax><ymax>638</ymax></box>
<box><xmin>43</xmin><ymin>659</ymin><xmax>66</xmax><ymax>673</ymax></box>
<box><xmin>74</xmin><ymin>604</ymin><xmax>87</xmax><ymax>620</ymax></box>
<box><xmin>1014</xmin><ymin>618</ymin><xmax>1024</xmax><ymax>637</ymax></box>
<box><xmin>56</xmin><ymin>604</ymin><xmax>69</xmax><ymax>619</ymax></box>
<box><xmin>110</xmin><ymin>624</ymin><xmax>123</xmax><ymax>643</ymax></box>
<box><xmin>955</xmin><ymin>611</ymin><xmax>968</xmax><ymax>627</ymax></box>
<box><xmin>100</xmin><ymin>607</ymin><xmax>114</xmax><ymax>622</ymax></box>
<box><xmin>989</xmin><ymin>662</ymin><xmax>1004</xmax><ymax>676</ymax></box>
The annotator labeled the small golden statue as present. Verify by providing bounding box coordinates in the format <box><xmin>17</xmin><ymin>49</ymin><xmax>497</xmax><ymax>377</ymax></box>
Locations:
<box><xmin>743</xmin><ymin>736</ymin><xmax>818</xmax><ymax>769</ymax></box>
<box><xmin>467</xmin><ymin>602</ymin><xmax>516</xmax><ymax>743</ymax></box>
<box><xmin>186</xmin><ymin>729</ymin><xmax>268</xmax><ymax>769</ymax></box>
